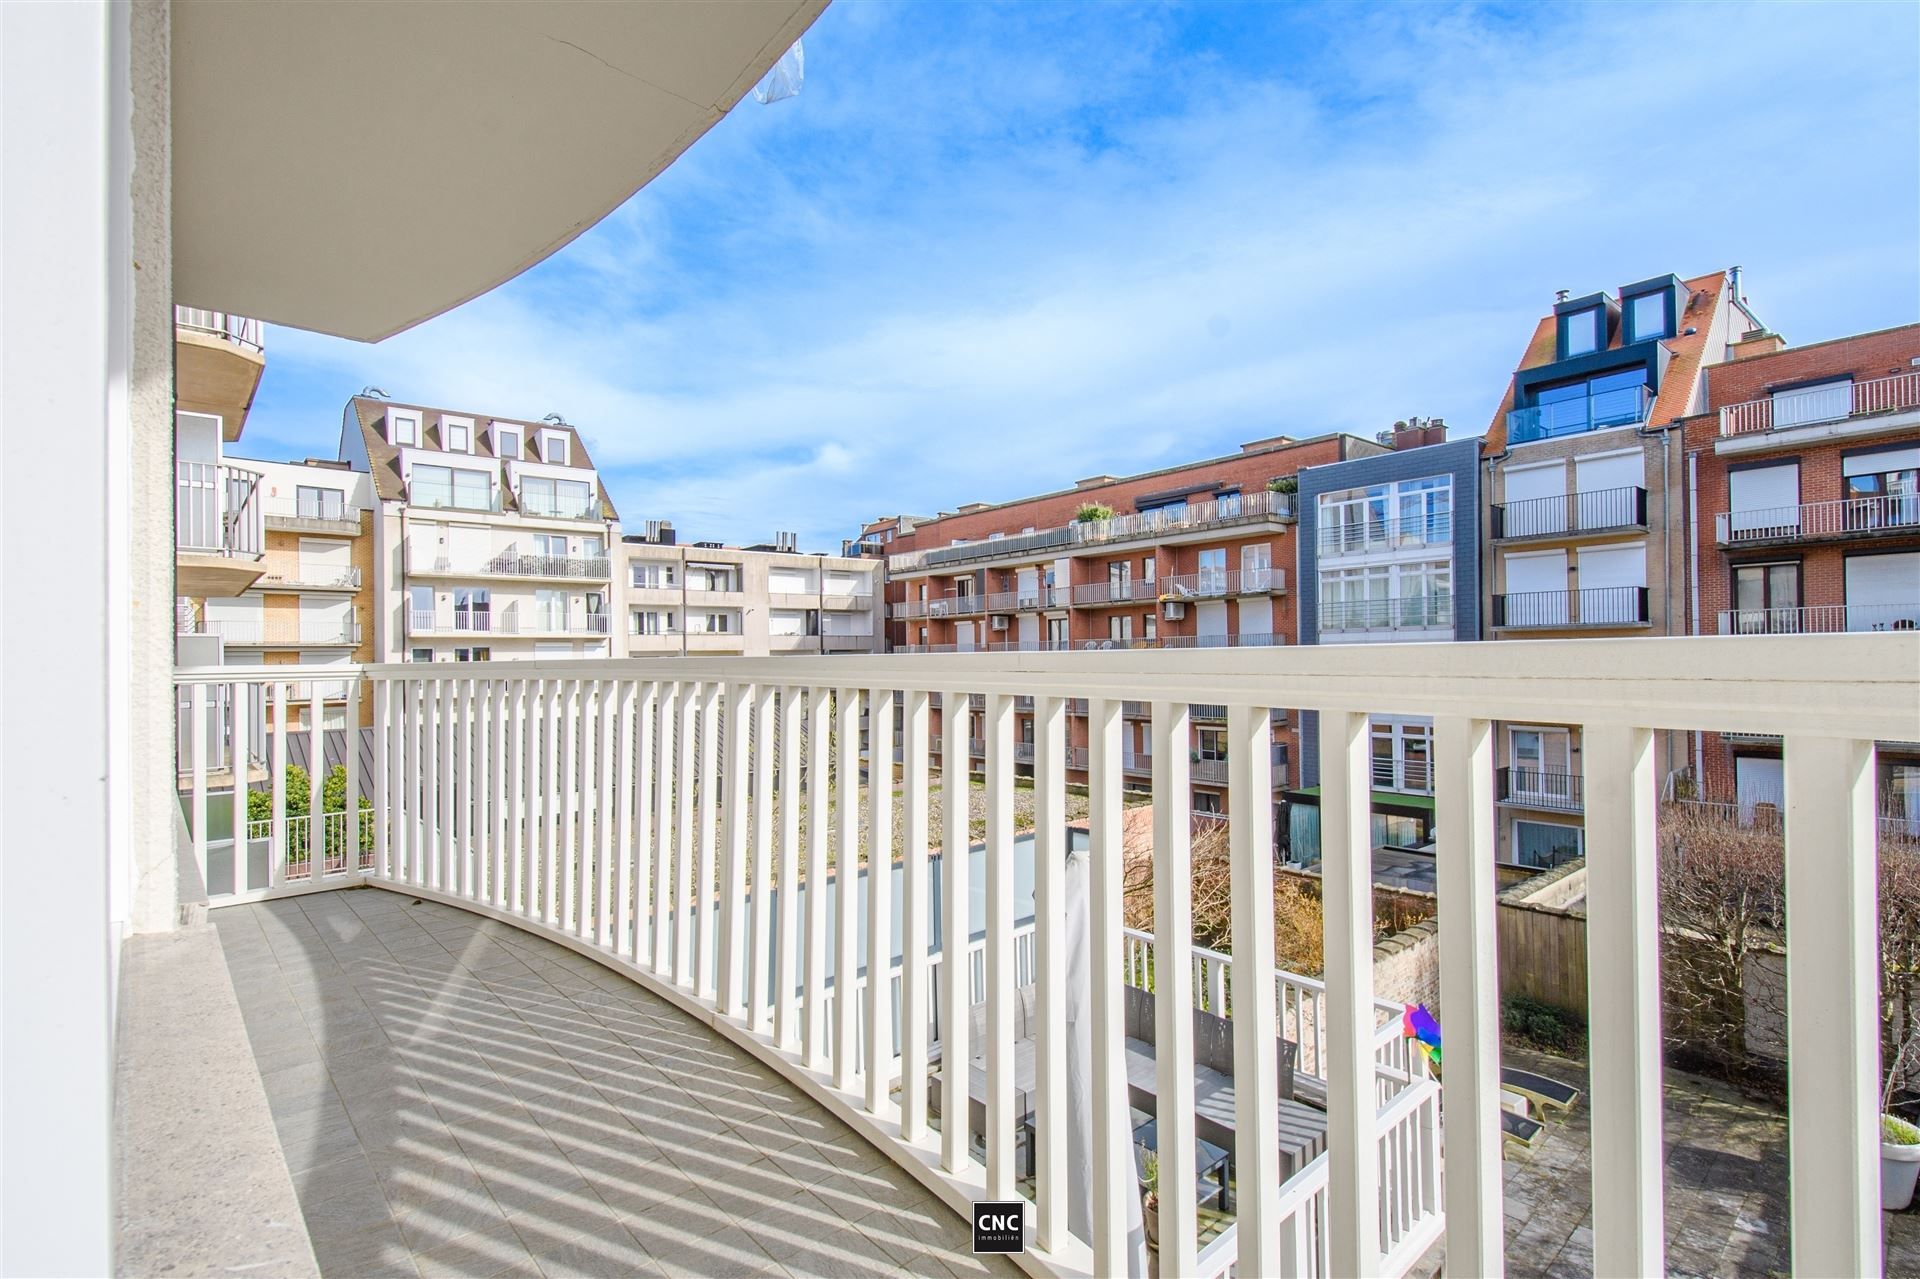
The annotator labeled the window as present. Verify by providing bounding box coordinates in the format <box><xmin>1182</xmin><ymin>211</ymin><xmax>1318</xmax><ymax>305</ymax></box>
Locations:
<box><xmin>410</xmin><ymin>464</ymin><xmax>490</xmax><ymax>510</ymax></box>
<box><xmin>453</xmin><ymin>647</ymin><xmax>490</xmax><ymax>662</ymax></box>
<box><xmin>533</xmin><ymin>532</ymin><xmax>568</xmax><ymax>558</ymax></box>
<box><xmin>390</xmin><ymin>411</ymin><xmax>419</xmax><ymax>446</ymax></box>
<box><xmin>1728</xmin><ymin>462</ymin><xmax>1801</xmax><ymax>536</ymax></box>
<box><xmin>295</xmin><ymin>485</ymin><xmax>345</xmax><ymax>520</ymax></box>
<box><xmin>630</xmin><ymin>610</ymin><xmax>674</xmax><ymax>636</ymax></box>
<box><xmin>1216</xmin><ymin>490</ymin><xmax>1242</xmax><ymax>517</ymax></box>
<box><xmin>1842</xmin><ymin>446</ymin><xmax>1920</xmax><ymax>531</ymax></box>
<box><xmin>1046</xmin><ymin>617</ymin><xmax>1067</xmax><ymax>646</ymax></box>
<box><xmin>521</xmin><ymin>476</ymin><xmax>592</xmax><ymax>518</ymax></box>
<box><xmin>410</xmin><ymin>647</ymin><xmax>433</xmax><ymax>664</ymax></box>
<box><xmin>408</xmin><ymin>585</ymin><xmax>434</xmax><ymax>629</ymax></box>
<box><xmin>1197</xmin><ymin>727</ymin><xmax>1228</xmax><ymax>762</ymax></box>
<box><xmin>698</xmin><ymin>612</ymin><xmax>732</xmax><ymax>634</ymax></box>
<box><xmin>1513</xmin><ymin>821</ymin><xmax>1583</xmax><ymax>870</ymax></box>
<box><xmin>444</xmin><ymin>419</ymin><xmax>472</xmax><ymax>453</ymax></box>
<box><xmin>1371</xmin><ymin>720</ymin><xmax>1434</xmax><ymax>793</ymax></box>
<box><xmin>1731</xmin><ymin>562</ymin><xmax>1801</xmax><ymax>633</ymax></box>
<box><xmin>1626</xmin><ymin>291</ymin><xmax>1669</xmax><ymax>343</ymax></box>
<box><xmin>631</xmin><ymin>560</ymin><xmax>676</xmax><ymax>589</ymax></box>
<box><xmin>1108</xmin><ymin>615</ymin><xmax>1131</xmax><ymax>642</ymax></box>
<box><xmin>1525</xmin><ymin>366</ymin><xmax>1649</xmax><ymax>439</ymax></box>
<box><xmin>1508</xmin><ymin>727</ymin><xmax>1574</xmax><ymax>804</ymax></box>
<box><xmin>1142</xmin><ymin>614</ymin><xmax>1157</xmax><ymax>641</ymax></box>
<box><xmin>453</xmin><ymin>587</ymin><xmax>490</xmax><ymax>631</ymax></box>
<box><xmin>1197</xmin><ymin>547</ymin><xmax>1227</xmax><ymax>594</ymax></box>
<box><xmin>534</xmin><ymin>589</ymin><xmax>567</xmax><ymax>630</ymax></box>
<box><xmin>1241</xmin><ymin>543</ymin><xmax>1272</xmax><ymax>590</ymax></box>
<box><xmin>539</xmin><ymin>431</ymin><xmax>570</xmax><ymax>465</ymax></box>
<box><xmin>495</xmin><ymin>426</ymin><xmax>522</xmax><ymax>459</ymax></box>
<box><xmin>1562</xmin><ymin>307</ymin><xmax>1600</xmax><ymax>356</ymax></box>
<box><xmin>1844</xmin><ymin>552</ymin><xmax>1920</xmax><ymax>632</ymax></box>
<box><xmin>1194</xmin><ymin>792</ymin><xmax>1222</xmax><ymax>816</ymax></box>
<box><xmin>1883</xmin><ymin>759</ymin><xmax>1920</xmax><ymax>840</ymax></box>
<box><xmin>1141</xmin><ymin>558</ymin><xmax>1155</xmax><ymax>585</ymax></box>
<box><xmin>1108</xmin><ymin>561</ymin><xmax>1131</xmax><ymax>598</ymax></box>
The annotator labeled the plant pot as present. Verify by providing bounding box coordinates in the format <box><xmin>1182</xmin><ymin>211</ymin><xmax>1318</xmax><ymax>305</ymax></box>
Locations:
<box><xmin>1142</xmin><ymin>1198</ymin><xmax>1159</xmax><ymax>1250</ymax></box>
<box><xmin>1884</xmin><ymin>1140</ymin><xmax>1920</xmax><ymax>1211</ymax></box>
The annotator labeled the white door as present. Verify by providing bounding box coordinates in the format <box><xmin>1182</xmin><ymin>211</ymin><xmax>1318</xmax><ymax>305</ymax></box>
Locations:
<box><xmin>1240</xmin><ymin>544</ymin><xmax>1272</xmax><ymax>592</ymax></box>
<box><xmin>1502</xmin><ymin>461</ymin><xmax>1566</xmax><ymax>537</ymax></box>
<box><xmin>1844</xmin><ymin>552</ymin><xmax>1920</xmax><ymax>631</ymax></box>
<box><xmin>1728</xmin><ymin>463</ymin><xmax>1800</xmax><ymax>537</ymax></box>
<box><xmin>1577</xmin><ymin>543</ymin><xmax>1647</xmax><ymax>624</ymax></box>
<box><xmin>1503</xmin><ymin>550</ymin><xmax>1568</xmax><ymax>626</ymax></box>
<box><xmin>1509</xmin><ymin>727</ymin><xmax>1573</xmax><ymax>803</ymax></box>
<box><xmin>1574</xmin><ymin>450</ymin><xmax>1644</xmax><ymax>529</ymax></box>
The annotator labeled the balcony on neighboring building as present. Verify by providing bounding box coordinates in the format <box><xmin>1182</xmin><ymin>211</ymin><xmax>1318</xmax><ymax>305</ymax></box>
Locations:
<box><xmin>1371</xmin><ymin>755</ymin><xmax>1433</xmax><ymax>796</ymax></box>
<box><xmin>183</xmin><ymin>610</ymin><xmax>360</xmax><ymax>648</ymax></box>
<box><xmin>515</xmin><ymin>488</ymin><xmax>602</xmax><ymax>520</ymax></box>
<box><xmin>175</xmin><ymin>461</ymin><xmax>266</xmax><ymax>596</ymax></box>
<box><xmin>1157</xmin><ymin>567</ymin><xmax>1288</xmax><ymax>600</ymax></box>
<box><xmin>174</xmin><ymin>306</ymin><xmax>266</xmax><ymax>440</ymax></box>
<box><xmin>1492</xmin><ymin>485</ymin><xmax>1648</xmax><ymax>541</ymax></box>
<box><xmin>1719</xmin><ymin>601</ymin><xmax>1920</xmax><ymax>635</ymax></box>
<box><xmin>407</xmin><ymin>605</ymin><xmax>610</xmax><ymax>638</ymax></box>
<box><xmin>408</xmin><ymin>545</ymin><xmax>612</xmax><ymax>581</ymax></box>
<box><xmin>1071</xmin><ymin>578</ymin><xmax>1156</xmax><ymax>607</ymax></box>
<box><xmin>1492</xmin><ymin>585</ymin><xmax>1650</xmax><ymax>630</ymax></box>
<box><xmin>1715</xmin><ymin>494</ymin><xmax>1920</xmax><ymax>548</ymax></box>
<box><xmin>407</xmin><ymin>477</ymin><xmax>503</xmax><ymax>514</ymax></box>
<box><xmin>1497</xmin><ymin>766</ymin><xmax>1585</xmax><ymax>813</ymax></box>
<box><xmin>1318</xmin><ymin>595</ymin><xmax>1453</xmax><ymax>637</ymax></box>
<box><xmin>261</xmin><ymin>492</ymin><xmax>364</xmax><ymax>535</ymax></box>
<box><xmin>254</xmin><ymin>559</ymin><xmax>362</xmax><ymax>592</ymax></box>
<box><xmin>1717</xmin><ymin>370</ymin><xmax>1920</xmax><ymax>445</ymax></box>
<box><xmin>1506</xmin><ymin>383</ymin><xmax>1653</xmax><ymax>445</ymax></box>
<box><xmin>1317</xmin><ymin>511</ymin><xmax>1451</xmax><ymax>560</ymax></box>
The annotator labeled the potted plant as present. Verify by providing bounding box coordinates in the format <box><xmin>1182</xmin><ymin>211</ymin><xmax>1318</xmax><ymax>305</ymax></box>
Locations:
<box><xmin>1886</xmin><ymin>1115</ymin><xmax>1920</xmax><ymax>1210</ymax></box>
<box><xmin>1139</xmin><ymin>1149</ymin><xmax>1160</xmax><ymax>1249</ymax></box>
<box><xmin>1266</xmin><ymin>475</ymin><xmax>1298</xmax><ymax>495</ymax></box>
<box><xmin>1075</xmin><ymin>502</ymin><xmax>1115</xmax><ymax>523</ymax></box>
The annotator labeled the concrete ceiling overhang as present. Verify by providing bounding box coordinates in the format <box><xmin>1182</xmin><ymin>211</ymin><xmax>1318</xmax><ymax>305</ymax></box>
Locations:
<box><xmin>171</xmin><ymin>0</ymin><xmax>825</xmax><ymax>343</ymax></box>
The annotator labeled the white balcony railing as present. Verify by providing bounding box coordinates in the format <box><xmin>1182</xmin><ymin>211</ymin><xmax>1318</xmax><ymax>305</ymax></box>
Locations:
<box><xmin>175</xmin><ymin>461</ymin><xmax>263</xmax><ymax>558</ymax></box>
<box><xmin>1718</xmin><ymin>601</ymin><xmax>1920</xmax><ymax>635</ymax></box>
<box><xmin>261</xmin><ymin>493</ymin><xmax>362</xmax><ymax>525</ymax></box>
<box><xmin>174</xmin><ymin>305</ymin><xmax>264</xmax><ymax>352</ymax></box>
<box><xmin>187</xmin><ymin>615</ymin><xmax>361</xmax><ymax>647</ymax></box>
<box><xmin>1718</xmin><ymin>370</ymin><xmax>1920</xmax><ymax>437</ymax></box>
<box><xmin>257</xmin><ymin>561</ymin><xmax>361</xmax><ymax>591</ymax></box>
<box><xmin>1158</xmin><ymin>567</ymin><xmax>1288</xmax><ymax>599</ymax></box>
<box><xmin>1317</xmin><ymin>511</ymin><xmax>1451</xmax><ymax>558</ymax></box>
<box><xmin>1715</xmin><ymin>494</ymin><xmax>1920</xmax><ymax>545</ymax></box>
<box><xmin>170</xmin><ymin>635</ymin><xmax>1918</xmax><ymax>1279</ymax></box>
<box><xmin>407</xmin><ymin>606</ymin><xmax>611</xmax><ymax>637</ymax></box>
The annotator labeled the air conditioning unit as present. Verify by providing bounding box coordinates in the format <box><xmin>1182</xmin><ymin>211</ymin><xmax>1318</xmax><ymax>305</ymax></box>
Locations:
<box><xmin>990</xmin><ymin>616</ymin><xmax>1010</xmax><ymax>632</ymax></box>
<box><xmin>1163</xmin><ymin>601</ymin><xmax>1187</xmax><ymax>621</ymax></box>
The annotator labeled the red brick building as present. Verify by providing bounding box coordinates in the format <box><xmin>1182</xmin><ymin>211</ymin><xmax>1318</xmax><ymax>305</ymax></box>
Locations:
<box><xmin>858</xmin><ymin>431</ymin><xmax>1387</xmax><ymax>818</ymax></box>
<box><xmin>1681</xmin><ymin>322</ymin><xmax>1920</xmax><ymax>832</ymax></box>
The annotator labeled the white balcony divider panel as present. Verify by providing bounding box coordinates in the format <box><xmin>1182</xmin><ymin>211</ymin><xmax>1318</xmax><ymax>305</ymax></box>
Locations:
<box><xmin>1785</xmin><ymin>736</ymin><xmax>1878</xmax><ymax>1276</ymax></box>
<box><xmin>1435</xmin><ymin>716</ymin><xmax>1503</xmax><ymax>1276</ymax></box>
<box><xmin>171</xmin><ymin>637</ymin><xmax>1920</xmax><ymax>1279</ymax></box>
<box><xmin>1583</xmin><ymin>725</ymin><xmax>1663</xmax><ymax>1278</ymax></box>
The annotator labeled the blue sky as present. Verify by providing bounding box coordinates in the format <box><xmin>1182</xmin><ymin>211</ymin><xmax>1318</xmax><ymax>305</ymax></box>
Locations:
<box><xmin>240</xmin><ymin>1</ymin><xmax>1919</xmax><ymax>551</ymax></box>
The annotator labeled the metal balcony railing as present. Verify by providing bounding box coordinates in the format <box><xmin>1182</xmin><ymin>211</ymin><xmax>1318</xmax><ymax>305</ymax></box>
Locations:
<box><xmin>1072</xmin><ymin>579</ymin><xmax>1155</xmax><ymax>606</ymax></box>
<box><xmin>1492</xmin><ymin>485</ymin><xmax>1648</xmax><ymax>539</ymax></box>
<box><xmin>1497</xmin><ymin>766</ymin><xmax>1584</xmax><ymax>812</ymax></box>
<box><xmin>407</xmin><ymin>480</ymin><xmax>502</xmax><ymax>513</ymax></box>
<box><xmin>1716</xmin><ymin>495</ymin><xmax>1920</xmax><ymax>546</ymax></box>
<box><xmin>1371</xmin><ymin>756</ymin><xmax>1433</xmax><ymax>795</ymax></box>
<box><xmin>187</xmin><ymin>615</ymin><xmax>361</xmax><ymax>647</ymax></box>
<box><xmin>168</xmin><ymin>633</ymin><xmax>1919</xmax><ymax>1279</ymax></box>
<box><xmin>1317</xmin><ymin>512</ymin><xmax>1451</xmax><ymax>558</ymax></box>
<box><xmin>1719</xmin><ymin>602</ymin><xmax>1920</xmax><ymax>635</ymax></box>
<box><xmin>1158</xmin><ymin>567</ymin><xmax>1287</xmax><ymax>599</ymax></box>
<box><xmin>174</xmin><ymin>305</ymin><xmax>264</xmax><ymax>352</ymax></box>
<box><xmin>259</xmin><ymin>561</ymin><xmax>361</xmax><ymax>591</ymax></box>
<box><xmin>1492</xmin><ymin>585</ymin><xmax>1649</xmax><ymax>629</ymax></box>
<box><xmin>518</xmin><ymin>490</ymin><xmax>602</xmax><ymax>520</ymax></box>
<box><xmin>176</xmin><ymin>461</ymin><xmax>264</xmax><ymax>558</ymax></box>
<box><xmin>408</xmin><ymin>608</ymin><xmax>610</xmax><ymax>637</ymax></box>
<box><xmin>1718</xmin><ymin>370</ymin><xmax>1920</xmax><ymax>437</ymax></box>
<box><xmin>484</xmin><ymin>552</ymin><xmax>613</xmax><ymax>580</ymax></box>
<box><xmin>1317</xmin><ymin>596</ymin><xmax>1453</xmax><ymax>633</ymax></box>
<box><xmin>1155</xmin><ymin>631</ymin><xmax>1287</xmax><ymax>650</ymax></box>
<box><xmin>1506</xmin><ymin>384</ymin><xmax>1652</xmax><ymax>444</ymax></box>
<box><xmin>262</xmin><ymin>493</ymin><xmax>361</xmax><ymax>525</ymax></box>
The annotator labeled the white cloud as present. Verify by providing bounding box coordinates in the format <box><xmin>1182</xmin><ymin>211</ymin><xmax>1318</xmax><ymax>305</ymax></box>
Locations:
<box><xmin>243</xmin><ymin>1</ymin><xmax>1919</xmax><ymax>551</ymax></box>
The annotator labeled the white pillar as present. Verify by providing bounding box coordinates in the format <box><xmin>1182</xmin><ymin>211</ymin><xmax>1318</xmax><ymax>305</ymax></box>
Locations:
<box><xmin>1434</xmin><ymin>715</ymin><xmax>1503</xmax><ymax>1277</ymax></box>
<box><xmin>1320</xmin><ymin>708</ymin><xmax>1379</xmax><ymax>1278</ymax></box>
<box><xmin>1087</xmin><ymin>698</ymin><xmax>1132</xmax><ymax>1275</ymax></box>
<box><xmin>984</xmin><ymin>691</ymin><xmax>1017</xmax><ymax>1200</ymax></box>
<box><xmin>1786</xmin><ymin>735</ymin><xmax>1879</xmax><ymax>1277</ymax></box>
<box><xmin>1033</xmin><ymin>695</ymin><xmax>1068</xmax><ymax>1251</ymax></box>
<box><xmin>1150</xmin><ymin>701</ymin><xmax>1199</xmax><ymax>1278</ymax></box>
<box><xmin>1228</xmin><ymin>705</ymin><xmax>1282</xmax><ymax>1277</ymax></box>
<box><xmin>1583</xmin><ymin>724</ymin><xmax>1663</xmax><ymax>1279</ymax></box>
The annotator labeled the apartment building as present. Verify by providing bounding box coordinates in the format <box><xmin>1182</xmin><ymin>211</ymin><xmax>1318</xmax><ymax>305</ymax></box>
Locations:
<box><xmin>183</xmin><ymin>458</ymin><xmax>376</xmax><ymax>729</ymax></box>
<box><xmin>1682</xmin><ymin>320</ymin><xmax>1920</xmax><ymax>835</ymax></box>
<box><xmin>1476</xmin><ymin>268</ymin><xmax>1756</xmax><ymax>868</ymax></box>
<box><xmin>871</xmin><ymin>430</ymin><xmax>1388</xmax><ymax>817</ymax></box>
<box><xmin>1289</xmin><ymin>426</ymin><xmax>1484</xmax><ymax>871</ymax></box>
<box><xmin>173</xmin><ymin>307</ymin><xmax>266</xmax><ymax>602</ymax></box>
<box><xmin>621</xmin><ymin>525</ymin><xmax>881</xmax><ymax>656</ymax></box>
<box><xmin>340</xmin><ymin>395</ymin><xmax>621</xmax><ymax>663</ymax></box>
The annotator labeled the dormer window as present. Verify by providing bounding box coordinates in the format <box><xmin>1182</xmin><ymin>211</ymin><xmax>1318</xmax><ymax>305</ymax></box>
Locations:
<box><xmin>1563</xmin><ymin>307</ymin><xmax>1600</xmax><ymax>357</ymax></box>
<box><xmin>495</xmin><ymin>424</ymin><xmax>522</xmax><ymax>460</ymax></box>
<box><xmin>443</xmin><ymin>417</ymin><xmax>472</xmax><ymax>453</ymax></box>
<box><xmin>1626</xmin><ymin>291</ymin><xmax>1670</xmax><ymax>343</ymax></box>
<box><xmin>390</xmin><ymin>411</ymin><xmax>419</xmax><ymax>446</ymax></box>
<box><xmin>539</xmin><ymin>430</ymin><xmax>570</xmax><ymax>465</ymax></box>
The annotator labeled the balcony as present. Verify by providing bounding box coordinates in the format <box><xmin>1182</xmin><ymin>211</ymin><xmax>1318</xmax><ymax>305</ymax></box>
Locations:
<box><xmin>1318</xmin><ymin>596</ymin><xmax>1453</xmax><ymax>636</ymax></box>
<box><xmin>1506</xmin><ymin>384</ymin><xmax>1652</xmax><ymax>445</ymax></box>
<box><xmin>1718</xmin><ymin>370</ymin><xmax>1920</xmax><ymax>440</ymax></box>
<box><xmin>1491</xmin><ymin>485</ymin><xmax>1648</xmax><ymax>541</ymax></box>
<box><xmin>1155</xmin><ymin>631</ymin><xmax>1286</xmax><ymax>651</ymax></box>
<box><xmin>889</xmin><ymin>489</ymin><xmax>1295</xmax><ymax>575</ymax></box>
<box><xmin>174</xmin><ymin>307</ymin><xmax>266</xmax><ymax>439</ymax></box>
<box><xmin>516</xmin><ymin>489</ymin><xmax>603</xmax><ymax>521</ymax></box>
<box><xmin>1317</xmin><ymin>512</ymin><xmax>1451</xmax><ymax>559</ymax></box>
<box><xmin>407</xmin><ymin>607</ymin><xmax>611</xmax><ymax>638</ymax></box>
<box><xmin>176</xmin><ymin>461</ymin><xmax>266</xmax><ymax>596</ymax></box>
<box><xmin>1497</xmin><ymin>766</ymin><xmax>1584</xmax><ymax>813</ymax></box>
<box><xmin>1158</xmin><ymin>567</ymin><xmax>1287</xmax><ymax>600</ymax></box>
<box><xmin>1492</xmin><ymin>585</ymin><xmax>1649</xmax><ymax>630</ymax></box>
<box><xmin>261</xmin><ymin>493</ymin><xmax>363</xmax><ymax>534</ymax></box>
<box><xmin>407</xmin><ymin>480</ymin><xmax>503</xmax><ymax>514</ymax></box>
<box><xmin>1071</xmin><ymin>579</ymin><xmax>1156</xmax><ymax>606</ymax></box>
<box><xmin>1715</xmin><ymin>494</ymin><xmax>1920</xmax><ymax>548</ymax></box>
<box><xmin>185</xmin><ymin>614</ymin><xmax>361</xmax><ymax>648</ymax></box>
<box><xmin>980</xmin><ymin>586</ymin><xmax>1066</xmax><ymax>613</ymax></box>
<box><xmin>256</xmin><ymin>560</ymin><xmax>361</xmax><ymax>592</ymax></box>
<box><xmin>1719</xmin><ymin>601</ymin><xmax>1920</xmax><ymax>635</ymax></box>
<box><xmin>1371</xmin><ymin>756</ymin><xmax>1433</xmax><ymax>796</ymax></box>
<box><xmin>161</xmin><ymin>636</ymin><xmax>1916</xmax><ymax>1279</ymax></box>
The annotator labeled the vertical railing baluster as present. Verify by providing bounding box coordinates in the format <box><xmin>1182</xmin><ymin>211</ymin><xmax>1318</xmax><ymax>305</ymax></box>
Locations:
<box><xmin>438</xmin><ymin>677</ymin><xmax>456</xmax><ymax>892</ymax></box>
<box><xmin>632</xmin><ymin>681</ymin><xmax>657</xmax><ymax>966</ymax></box>
<box><xmin>1584</xmin><ymin>724</ymin><xmax>1663</xmax><ymax>1278</ymax></box>
<box><xmin>504</xmin><ymin>680</ymin><xmax>522</xmax><ymax>912</ymax></box>
<box><xmin>596</xmin><ymin>677</ymin><xmax>617</xmax><ymax>945</ymax></box>
<box><xmin>652</xmin><ymin>682</ymin><xmax>677</xmax><ymax>977</ymax></box>
<box><xmin>1229</xmin><ymin>702</ymin><xmax>1282</xmax><ymax>1277</ymax></box>
<box><xmin>1150</xmin><ymin>700</ymin><xmax>1198</xmax><ymax>1277</ymax></box>
<box><xmin>984</xmin><ymin>690</ymin><xmax>1016</xmax><ymax>1202</ymax></box>
<box><xmin>939</xmin><ymin>688</ymin><xmax>970</xmax><ymax>1175</ymax></box>
<box><xmin>867</xmin><ymin>687</ymin><xmax>898</xmax><ymax>1117</ymax></box>
<box><xmin>720</xmin><ymin>681</ymin><xmax>752</xmax><ymax>1020</ymax></box>
<box><xmin>612</xmin><ymin>680</ymin><xmax>633</xmax><ymax>953</ymax></box>
<box><xmin>1785</xmin><ymin>734</ymin><xmax>1879</xmax><ymax>1277</ymax></box>
<box><xmin>696</xmin><ymin>682</ymin><xmax>722</xmax><ymax>1000</ymax></box>
<box><xmin>900</xmin><ymin>688</ymin><xmax>933</xmax><ymax>1142</ymax></box>
<box><xmin>777</xmin><ymin>687</ymin><xmax>806</xmax><ymax>1053</ymax></box>
<box><xmin>519</xmin><ymin>679</ymin><xmax>538</xmax><ymax>916</ymax></box>
<box><xmin>189</xmin><ymin>682</ymin><xmax>209</xmax><ymax>892</ymax></box>
<box><xmin>544</xmin><ymin>678</ymin><xmax>562</xmax><ymax>925</ymax></box>
<box><xmin>270</xmin><ymin>682</ymin><xmax>288</xmax><ymax>890</ymax></box>
<box><xmin>804</xmin><ymin>686</ymin><xmax>831</xmax><ymax>1068</ymax></box>
<box><xmin>1087</xmin><ymin>696</ymin><xmax>1130</xmax><ymax>1274</ymax></box>
<box><xmin>308</xmin><ymin>683</ymin><xmax>324</xmax><ymax>878</ymax></box>
<box><xmin>231</xmin><ymin>681</ymin><xmax>251</xmax><ymax>895</ymax></box>
<box><xmin>750</xmin><ymin>684</ymin><xmax>776</xmax><ymax>1035</ymax></box>
<box><xmin>374</xmin><ymin>677</ymin><xmax>391</xmax><ymax>877</ymax></box>
<box><xmin>1322</xmin><ymin>707</ymin><xmax>1380</xmax><ymax>1278</ymax></box>
<box><xmin>1435</xmin><ymin>715</ymin><xmax>1502</xmax><ymax>1277</ymax></box>
<box><xmin>833</xmin><ymin>686</ymin><xmax>861</xmax><ymax>1091</ymax></box>
<box><xmin>454</xmin><ymin>677</ymin><xmax>471</xmax><ymax>896</ymax></box>
<box><xmin>1032</xmin><ymin>693</ymin><xmax>1066</xmax><ymax>1251</ymax></box>
<box><xmin>674</xmin><ymin>681</ymin><xmax>698</xmax><ymax>987</ymax></box>
<box><xmin>564</xmin><ymin>679</ymin><xmax>583</xmax><ymax>935</ymax></box>
<box><xmin>344</xmin><ymin>676</ymin><xmax>361</xmax><ymax>875</ymax></box>
<box><xmin>490</xmin><ymin>679</ymin><xmax>508</xmax><ymax>907</ymax></box>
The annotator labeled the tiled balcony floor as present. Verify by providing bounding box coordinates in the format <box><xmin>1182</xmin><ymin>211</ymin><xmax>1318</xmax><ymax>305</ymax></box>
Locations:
<box><xmin>217</xmin><ymin>890</ymin><xmax>1017</xmax><ymax>1279</ymax></box>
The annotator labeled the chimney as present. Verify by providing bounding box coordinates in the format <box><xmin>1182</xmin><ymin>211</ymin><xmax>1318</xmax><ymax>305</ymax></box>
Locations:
<box><xmin>1386</xmin><ymin>416</ymin><xmax>1447</xmax><ymax>450</ymax></box>
<box><xmin>1730</xmin><ymin>330</ymin><xmax>1786</xmax><ymax>360</ymax></box>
